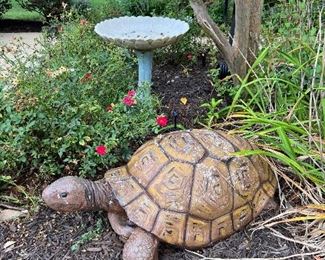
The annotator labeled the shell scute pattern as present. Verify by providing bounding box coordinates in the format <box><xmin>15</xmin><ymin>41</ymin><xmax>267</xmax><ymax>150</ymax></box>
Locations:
<box><xmin>128</xmin><ymin>142</ymin><xmax>169</xmax><ymax>187</ymax></box>
<box><xmin>252</xmin><ymin>188</ymin><xmax>270</xmax><ymax>217</ymax></box>
<box><xmin>151</xmin><ymin>210</ymin><xmax>187</xmax><ymax>246</ymax></box>
<box><xmin>159</xmin><ymin>131</ymin><xmax>205</xmax><ymax>163</ymax></box>
<box><xmin>232</xmin><ymin>204</ymin><xmax>253</xmax><ymax>231</ymax></box>
<box><xmin>185</xmin><ymin>216</ymin><xmax>210</xmax><ymax>248</ymax></box>
<box><xmin>229</xmin><ymin>157</ymin><xmax>260</xmax><ymax>209</ymax></box>
<box><xmin>104</xmin><ymin>167</ymin><xmax>142</xmax><ymax>206</ymax></box>
<box><xmin>105</xmin><ymin>129</ymin><xmax>276</xmax><ymax>248</ymax></box>
<box><xmin>191</xmin><ymin>129</ymin><xmax>235</xmax><ymax>160</ymax></box>
<box><xmin>211</xmin><ymin>213</ymin><xmax>233</xmax><ymax>242</ymax></box>
<box><xmin>125</xmin><ymin>193</ymin><xmax>159</xmax><ymax>231</ymax></box>
<box><xmin>147</xmin><ymin>161</ymin><xmax>193</xmax><ymax>212</ymax></box>
<box><xmin>190</xmin><ymin>157</ymin><xmax>233</xmax><ymax>220</ymax></box>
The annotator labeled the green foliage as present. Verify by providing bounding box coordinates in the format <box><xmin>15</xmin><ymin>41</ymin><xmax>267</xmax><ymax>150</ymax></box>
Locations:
<box><xmin>0</xmin><ymin>175</ymin><xmax>13</xmax><ymax>191</ymax></box>
<box><xmin>71</xmin><ymin>218</ymin><xmax>104</xmax><ymax>252</ymax></box>
<box><xmin>16</xmin><ymin>0</ymin><xmax>68</xmax><ymax>21</ymax></box>
<box><xmin>0</xmin><ymin>0</ymin><xmax>12</xmax><ymax>17</ymax></box>
<box><xmin>70</xmin><ymin>0</ymin><xmax>91</xmax><ymax>16</ymax></box>
<box><xmin>1</xmin><ymin>0</ymin><xmax>41</xmax><ymax>21</ymax></box>
<box><xmin>0</xmin><ymin>19</ymin><xmax>157</xmax><ymax>178</ymax></box>
<box><xmin>16</xmin><ymin>0</ymin><xmax>90</xmax><ymax>21</ymax></box>
<box><xmin>200</xmin><ymin>98</ymin><xmax>223</xmax><ymax>128</ymax></box>
<box><xmin>204</xmin><ymin>0</ymin><xmax>325</xmax><ymax>187</ymax></box>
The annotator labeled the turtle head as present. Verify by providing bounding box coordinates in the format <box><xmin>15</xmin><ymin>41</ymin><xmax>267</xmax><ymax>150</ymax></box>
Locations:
<box><xmin>42</xmin><ymin>176</ymin><xmax>121</xmax><ymax>213</ymax></box>
<box><xmin>42</xmin><ymin>176</ymin><xmax>91</xmax><ymax>212</ymax></box>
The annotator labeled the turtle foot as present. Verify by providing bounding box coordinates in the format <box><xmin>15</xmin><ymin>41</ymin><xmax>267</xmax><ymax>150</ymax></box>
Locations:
<box><xmin>123</xmin><ymin>227</ymin><xmax>159</xmax><ymax>260</ymax></box>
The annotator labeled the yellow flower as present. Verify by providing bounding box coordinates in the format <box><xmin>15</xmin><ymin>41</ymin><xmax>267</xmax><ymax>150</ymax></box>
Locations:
<box><xmin>180</xmin><ymin>97</ymin><xmax>188</xmax><ymax>105</ymax></box>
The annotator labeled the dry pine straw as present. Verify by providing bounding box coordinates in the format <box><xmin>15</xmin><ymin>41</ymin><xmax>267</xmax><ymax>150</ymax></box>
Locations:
<box><xmin>249</xmin><ymin>159</ymin><xmax>325</xmax><ymax>259</ymax></box>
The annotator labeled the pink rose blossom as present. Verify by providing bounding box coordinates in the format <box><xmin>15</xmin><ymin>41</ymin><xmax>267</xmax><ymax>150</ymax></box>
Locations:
<box><xmin>96</xmin><ymin>145</ymin><xmax>107</xmax><ymax>156</ymax></box>
<box><xmin>127</xmin><ymin>90</ymin><xmax>136</xmax><ymax>97</ymax></box>
<box><xmin>123</xmin><ymin>96</ymin><xmax>137</xmax><ymax>107</ymax></box>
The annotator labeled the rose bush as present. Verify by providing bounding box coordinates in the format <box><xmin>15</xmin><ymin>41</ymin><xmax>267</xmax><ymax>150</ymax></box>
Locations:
<box><xmin>0</xmin><ymin>19</ymin><xmax>157</xmax><ymax>178</ymax></box>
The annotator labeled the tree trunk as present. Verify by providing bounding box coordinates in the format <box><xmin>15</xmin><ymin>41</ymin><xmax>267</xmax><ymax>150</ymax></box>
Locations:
<box><xmin>190</xmin><ymin>0</ymin><xmax>264</xmax><ymax>83</ymax></box>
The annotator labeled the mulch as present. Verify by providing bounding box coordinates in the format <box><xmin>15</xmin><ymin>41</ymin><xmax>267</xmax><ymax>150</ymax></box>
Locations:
<box><xmin>152</xmin><ymin>61</ymin><xmax>216</xmax><ymax>129</ymax></box>
<box><xmin>0</xmin><ymin>205</ymin><xmax>300</xmax><ymax>260</ymax></box>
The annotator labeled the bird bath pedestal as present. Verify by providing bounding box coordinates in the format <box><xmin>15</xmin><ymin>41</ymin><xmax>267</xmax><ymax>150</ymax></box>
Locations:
<box><xmin>95</xmin><ymin>16</ymin><xmax>189</xmax><ymax>94</ymax></box>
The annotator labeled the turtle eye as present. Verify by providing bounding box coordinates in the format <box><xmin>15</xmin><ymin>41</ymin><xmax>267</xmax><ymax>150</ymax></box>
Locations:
<box><xmin>60</xmin><ymin>192</ymin><xmax>68</xmax><ymax>198</ymax></box>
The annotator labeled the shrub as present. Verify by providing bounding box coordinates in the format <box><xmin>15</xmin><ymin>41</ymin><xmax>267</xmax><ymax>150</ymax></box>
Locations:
<box><xmin>0</xmin><ymin>19</ymin><xmax>157</xmax><ymax>178</ymax></box>
<box><xmin>70</xmin><ymin>0</ymin><xmax>90</xmax><ymax>16</ymax></box>
<box><xmin>16</xmin><ymin>0</ymin><xmax>90</xmax><ymax>21</ymax></box>
<box><xmin>0</xmin><ymin>0</ymin><xmax>12</xmax><ymax>17</ymax></box>
<box><xmin>16</xmin><ymin>0</ymin><xmax>67</xmax><ymax>21</ymax></box>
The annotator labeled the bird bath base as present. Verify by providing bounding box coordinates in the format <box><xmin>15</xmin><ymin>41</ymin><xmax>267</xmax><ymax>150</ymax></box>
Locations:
<box><xmin>136</xmin><ymin>50</ymin><xmax>153</xmax><ymax>87</ymax></box>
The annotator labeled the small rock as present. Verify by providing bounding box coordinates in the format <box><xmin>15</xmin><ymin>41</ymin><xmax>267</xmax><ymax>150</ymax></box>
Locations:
<box><xmin>0</xmin><ymin>209</ymin><xmax>28</xmax><ymax>223</ymax></box>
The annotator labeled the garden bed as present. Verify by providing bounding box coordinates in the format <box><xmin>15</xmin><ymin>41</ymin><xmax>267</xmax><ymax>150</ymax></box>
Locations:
<box><xmin>1</xmin><ymin>1</ymin><xmax>324</xmax><ymax>259</ymax></box>
<box><xmin>0</xmin><ymin>63</ymin><xmax>311</xmax><ymax>260</ymax></box>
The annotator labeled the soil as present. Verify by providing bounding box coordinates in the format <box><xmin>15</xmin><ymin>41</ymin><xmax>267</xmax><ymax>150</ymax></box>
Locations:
<box><xmin>152</xmin><ymin>62</ymin><xmax>216</xmax><ymax>129</ymax></box>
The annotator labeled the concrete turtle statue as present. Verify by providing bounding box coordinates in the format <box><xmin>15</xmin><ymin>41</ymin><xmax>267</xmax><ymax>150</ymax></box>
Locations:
<box><xmin>43</xmin><ymin>129</ymin><xmax>276</xmax><ymax>260</ymax></box>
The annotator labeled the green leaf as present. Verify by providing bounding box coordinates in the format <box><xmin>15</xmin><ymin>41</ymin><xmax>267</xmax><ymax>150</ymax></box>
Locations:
<box><xmin>276</xmin><ymin>127</ymin><xmax>296</xmax><ymax>160</ymax></box>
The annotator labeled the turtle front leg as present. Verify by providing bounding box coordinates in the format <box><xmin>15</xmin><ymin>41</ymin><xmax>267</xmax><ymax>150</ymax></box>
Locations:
<box><xmin>123</xmin><ymin>227</ymin><xmax>159</xmax><ymax>260</ymax></box>
<box><xmin>107</xmin><ymin>212</ymin><xmax>135</xmax><ymax>238</ymax></box>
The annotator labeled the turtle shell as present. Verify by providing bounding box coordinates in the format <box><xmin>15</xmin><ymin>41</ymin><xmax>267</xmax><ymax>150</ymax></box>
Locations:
<box><xmin>105</xmin><ymin>129</ymin><xmax>276</xmax><ymax>249</ymax></box>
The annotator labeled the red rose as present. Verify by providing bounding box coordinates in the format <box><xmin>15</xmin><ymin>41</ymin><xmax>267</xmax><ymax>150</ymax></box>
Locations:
<box><xmin>127</xmin><ymin>90</ymin><xmax>136</xmax><ymax>97</ymax></box>
<box><xmin>123</xmin><ymin>96</ymin><xmax>137</xmax><ymax>106</ymax></box>
<box><xmin>80</xmin><ymin>72</ymin><xmax>92</xmax><ymax>83</ymax></box>
<box><xmin>187</xmin><ymin>53</ymin><xmax>193</xmax><ymax>61</ymax></box>
<box><xmin>156</xmin><ymin>114</ymin><xmax>168</xmax><ymax>127</ymax></box>
<box><xmin>96</xmin><ymin>145</ymin><xmax>107</xmax><ymax>156</ymax></box>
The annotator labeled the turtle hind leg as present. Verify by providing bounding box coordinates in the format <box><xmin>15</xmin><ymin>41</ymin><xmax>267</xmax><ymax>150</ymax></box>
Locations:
<box><xmin>123</xmin><ymin>227</ymin><xmax>159</xmax><ymax>260</ymax></box>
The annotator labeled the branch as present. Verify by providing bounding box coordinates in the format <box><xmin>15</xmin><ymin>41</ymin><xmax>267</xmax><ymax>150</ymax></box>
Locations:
<box><xmin>190</xmin><ymin>0</ymin><xmax>233</xmax><ymax>66</ymax></box>
<box><xmin>190</xmin><ymin>0</ymin><xmax>264</xmax><ymax>80</ymax></box>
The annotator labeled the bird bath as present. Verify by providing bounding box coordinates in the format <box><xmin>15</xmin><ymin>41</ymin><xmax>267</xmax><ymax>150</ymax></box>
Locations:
<box><xmin>95</xmin><ymin>16</ymin><xmax>189</xmax><ymax>92</ymax></box>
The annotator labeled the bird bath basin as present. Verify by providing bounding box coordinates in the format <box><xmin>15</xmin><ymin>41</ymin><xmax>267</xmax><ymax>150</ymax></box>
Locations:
<box><xmin>95</xmin><ymin>16</ymin><xmax>189</xmax><ymax>89</ymax></box>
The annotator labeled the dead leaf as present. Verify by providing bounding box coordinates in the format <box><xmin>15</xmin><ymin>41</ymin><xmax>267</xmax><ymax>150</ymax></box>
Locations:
<box><xmin>180</xmin><ymin>97</ymin><xmax>188</xmax><ymax>105</ymax></box>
